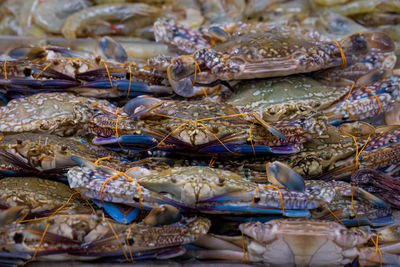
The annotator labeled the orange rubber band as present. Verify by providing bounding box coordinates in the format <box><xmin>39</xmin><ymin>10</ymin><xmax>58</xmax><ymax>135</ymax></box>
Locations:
<box><xmin>24</xmin><ymin>223</ymin><xmax>50</xmax><ymax>263</ymax></box>
<box><xmin>99</xmin><ymin>171</ymin><xmax>142</xmax><ymax>209</ymax></box>
<box><xmin>102</xmin><ymin>61</ymin><xmax>113</xmax><ymax>88</ymax></box>
<box><xmin>350</xmin><ymin>188</ymin><xmax>359</xmax><ymax>226</ymax></box>
<box><xmin>126</xmin><ymin>225</ymin><xmax>135</xmax><ymax>262</ymax></box>
<box><xmin>241</xmin><ymin>232</ymin><xmax>249</xmax><ymax>263</ymax></box>
<box><xmin>359</xmin><ymin>84</ymin><xmax>382</xmax><ymax>116</ymax></box>
<box><xmin>94</xmin><ymin>156</ymin><xmax>114</xmax><ymax>165</ymax></box>
<box><xmin>333</xmin><ymin>40</ymin><xmax>347</xmax><ymax>70</ymax></box>
<box><xmin>251</xmin><ymin>186</ymin><xmax>258</xmax><ymax>208</ymax></box>
<box><xmin>127</xmin><ymin>64</ymin><xmax>132</xmax><ymax>98</ymax></box>
<box><xmin>323</xmin><ymin>205</ymin><xmax>344</xmax><ymax>225</ymax></box>
<box><xmin>362</xmin><ymin>233</ymin><xmax>382</xmax><ymax>267</ymax></box>
<box><xmin>345</xmin><ymin>82</ymin><xmax>357</xmax><ymax>121</ymax></box>
<box><xmin>209</xmin><ymin>158</ymin><xmax>216</xmax><ymax>167</ymax></box>
<box><xmin>34</xmin><ymin>62</ymin><xmax>53</xmax><ymax>80</ymax></box>
<box><xmin>340</xmin><ymin>126</ymin><xmax>359</xmax><ymax>171</ymax></box>
<box><xmin>248</xmin><ymin>121</ymin><xmax>256</xmax><ymax>155</ymax></box>
<box><xmin>3</xmin><ymin>59</ymin><xmax>7</xmax><ymax>80</ymax></box>
<box><xmin>105</xmin><ymin>218</ymin><xmax>130</xmax><ymax>262</ymax></box>
<box><xmin>264</xmin><ymin>185</ymin><xmax>285</xmax><ymax>214</ymax></box>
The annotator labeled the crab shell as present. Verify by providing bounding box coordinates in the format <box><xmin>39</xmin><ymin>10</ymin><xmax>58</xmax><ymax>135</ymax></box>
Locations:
<box><xmin>91</xmin><ymin>98</ymin><xmax>329</xmax><ymax>155</ymax></box>
<box><xmin>239</xmin><ymin>219</ymin><xmax>372</xmax><ymax>266</ymax></box>
<box><xmin>0</xmin><ymin>133</ymin><xmax>126</xmax><ymax>172</ymax></box>
<box><xmin>0</xmin><ymin>93</ymin><xmax>117</xmax><ymax>136</ymax></box>
<box><xmin>138</xmin><ymin>166</ymin><xmax>257</xmax><ymax>205</ymax></box>
<box><xmin>0</xmin><ymin>177</ymin><xmax>88</xmax><ymax>213</ymax></box>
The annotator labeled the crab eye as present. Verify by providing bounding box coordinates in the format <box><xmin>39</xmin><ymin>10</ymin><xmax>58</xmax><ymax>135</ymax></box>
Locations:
<box><xmin>126</xmin><ymin>238</ymin><xmax>134</xmax><ymax>245</ymax></box>
<box><xmin>211</xmin><ymin>126</ymin><xmax>219</xmax><ymax>133</ymax></box>
<box><xmin>13</xmin><ymin>233</ymin><xmax>23</xmax><ymax>243</ymax></box>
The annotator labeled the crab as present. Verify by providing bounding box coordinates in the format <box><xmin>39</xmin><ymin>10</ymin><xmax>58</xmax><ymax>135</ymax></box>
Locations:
<box><xmin>226</xmin><ymin>72</ymin><xmax>399</xmax><ymax>124</ymax></box>
<box><xmin>0</xmin><ymin>92</ymin><xmax>117</xmax><ymax>136</ymax></box>
<box><xmin>317</xmin><ymin>125</ymin><xmax>400</xmax><ymax>180</ymax></box>
<box><xmin>89</xmin><ymin>96</ymin><xmax>329</xmax><ymax>155</ymax></box>
<box><xmin>351</xmin><ymin>168</ymin><xmax>400</xmax><ymax>209</ymax></box>
<box><xmin>0</xmin><ymin>208</ymin><xmax>210</xmax><ymax>263</ymax></box>
<box><xmin>311</xmin><ymin>180</ymin><xmax>392</xmax><ymax>226</ymax></box>
<box><xmin>0</xmin><ymin>133</ymin><xmax>128</xmax><ymax>174</ymax></box>
<box><xmin>152</xmin><ymin>19</ymin><xmax>396</xmax><ymax>97</ymax></box>
<box><xmin>189</xmin><ymin>219</ymin><xmax>400</xmax><ymax>266</ymax></box>
<box><xmin>68</xmin><ymin>157</ymin><xmax>337</xmax><ymax>218</ymax></box>
<box><xmin>0</xmin><ymin>177</ymin><xmax>89</xmax><ymax>214</ymax></box>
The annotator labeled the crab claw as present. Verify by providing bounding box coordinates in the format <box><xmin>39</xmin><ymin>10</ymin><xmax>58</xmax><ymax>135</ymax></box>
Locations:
<box><xmin>93</xmin><ymin>200</ymin><xmax>139</xmax><ymax>224</ymax></box>
<box><xmin>167</xmin><ymin>55</ymin><xmax>197</xmax><ymax>97</ymax></box>
<box><xmin>82</xmin><ymin>79</ymin><xmax>165</xmax><ymax>97</ymax></box>
<box><xmin>198</xmin><ymin>203</ymin><xmax>311</xmax><ymax>217</ymax></box>
<box><xmin>353</xmin><ymin>187</ymin><xmax>390</xmax><ymax>209</ymax></box>
<box><xmin>76</xmin><ymin>68</ymin><xmax>126</xmax><ymax>81</ymax></box>
<box><xmin>341</xmin><ymin>31</ymin><xmax>395</xmax><ymax>55</ymax></box>
<box><xmin>377</xmin><ymin>223</ymin><xmax>400</xmax><ymax>242</ymax></box>
<box><xmin>0</xmin><ymin>251</ymin><xmax>32</xmax><ymax>266</ymax></box>
<box><xmin>249</xmin><ymin>113</ymin><xmax>287</xmax><ymax>140</ymax></box>
<box><xmin>8</xmin><ymin>47</ymin><xmax>47</xmax><ymax>60</ymax></box>
<box><xmin>96</xmin><ymin>36</ymin><xmax>127</xmax><ymax>63</ymax></box>
<box><xmin>0</xmin><ymin>78</ymin><xmax>80</xmax><ymax>89</ymax></box>
<box><xmin>92</xmin><ymin>135</ymin><xmax>158</xmax><ymax>149</ymax></box>
<box><xmin>266</xmin><ymin>161</ymin><xmax>305</xmax><ymax>192</ymax></box>
<box><xmin>143</xmin><ymin>204</ymin><xmax>181</xmax><ymax>226</ymax></box>
<box><xmin>0</xmin><ymin>206</ymin><xmax>28</xmax><ymax>225</ymax></box>
<box><xmin>199</xmin><ymin>144</ymin><xmax>300</xmax><ymax>154</ymax></box>
<box><xmin>207</xmin><ymin>26</ymin><xmax>229</xmax><ymax>42</ymax></box>
<box><xmin>123</xmin><ymin>96</ymin><xmax>163</xmax><ymax>117</ymax></box>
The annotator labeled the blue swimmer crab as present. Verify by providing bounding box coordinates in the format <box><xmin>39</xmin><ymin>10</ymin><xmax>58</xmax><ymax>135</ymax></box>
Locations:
<box><xmin>318</xmin><ymin>125</ymin><xmax>400</xmax><ymax>180</ymax></box>
<box><xmin>226</xmin><ymin>72</ymin><xmax>399</xmax><ymax>124</ymax></box>
<box><xmin>90</xmin><ymin>96</ymin><xmax>329</xmax><ymax>155</ymax></box>
<box><xmin>67</xmin><ymin>158</ymin><xmax>321</xmax><ymax>217</ymax></box>
<box><xmin>191</xmin><ymin>219</ymin><xmax>400</xmax><ymax>266</ymax></box>
<box><xmin>0</xmin><ymin>48</ymin><xmax>174</xmax><ymax>100</ymax></box>
<box><xmin>0</xmin><ymin>177</ymin><xmax>89</xmax><ymax>215</ymax></box>
<box><xmin>0</xmin><ymin>208</ymin><xmax>210</xmax><ymax>264</ymax></box>
<box><xmin>67</xmin><ymin>157</ymin><xmax>389</xmax><ymax>223</ymax></box>
<box><xmin>0</xmin><ymin>133</ymin><xmax>128</xmax><ymax>175</ymax></box>
<box><xmin>152</xmin><ymin>19</ymin><xmax>395</xmax><ymax>97</ymax></box>
<box><xmin>0</xmin><ymin>92</ymin><xmax>116</xmax><ymax>136</ymax></box>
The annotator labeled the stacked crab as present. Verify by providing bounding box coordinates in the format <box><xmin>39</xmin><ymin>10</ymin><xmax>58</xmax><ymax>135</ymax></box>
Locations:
<box><xmin>0</xmin><ymin>0</ymin><xmax>399</xmax><ymax>266</ymax></box>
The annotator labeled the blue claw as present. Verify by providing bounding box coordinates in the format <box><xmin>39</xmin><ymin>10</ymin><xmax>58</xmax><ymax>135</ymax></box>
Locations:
<box><xmin>0</xmin><ymin>170</ymin><xmax>18</xmax><ymax>175</ymax></box>
<box><xmin>92</xmin><ymin>135</ymin><xmax>157</xmax><ymax>146</ymax></box>
<box><xmin>76</xmin><ymin>68</ymin><xmax>126</xmax><ymax>81</ymax></box>
<box><xmin>0</xmin><ymin>251</ymin><xmax>31</xmax><ymax>266</ymax></box>
<box><xmin>93</xmin><ymin>200</ymin><xmax>139</xmax><ymax>224</ymax></box>
<box><xmin>199</xmin><ymin>205</ymin><xmax>310</xmax><ymax>217</ymax></box>
<box><xmin>199</xmin><ymin>144</ymin><xmax>270</xmax><ymax>153</ymax></box>
<box><xmin>369</xmin><ymin>216</ymin><xmax>395</xmax><ymax>227</ymax></box>
<box><xmin>0</xmin><ymin>93</ymin><xmax>8</xmax><ymax>105</ymax></box>
<box><xmin>83</xmin><ymin>80</ymin><xmax>172</xmax><ymax>98</ymax></box>
<box><xmin>354</xmin><ymin>187</ymin><xmax>390</xmax><ymax>209</ymax></box>
<box><xmin>0</xmin><ymin>78</ymin><xmax>79</xmax><ymax>89</ymax></box>
<box><xmin>30</xmin><ymin>67</ymin><xmax>76</xmax><ymax>81</ymax></box>
<box><xmin>266</xmin><ymin>161</ymin><xmax>305</xmax><ymax>192</ymax></box>
<box><xmin>199</xmin><ymin>144</ymin><xmax>300</xmax><ymax>154</ymax></box>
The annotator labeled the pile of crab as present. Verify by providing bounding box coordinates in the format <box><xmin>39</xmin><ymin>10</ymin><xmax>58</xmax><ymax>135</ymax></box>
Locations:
<box><xmin>0</xmin><ymin>1</ymin><xmax>399</xmax><ymax>266</ymax></box>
